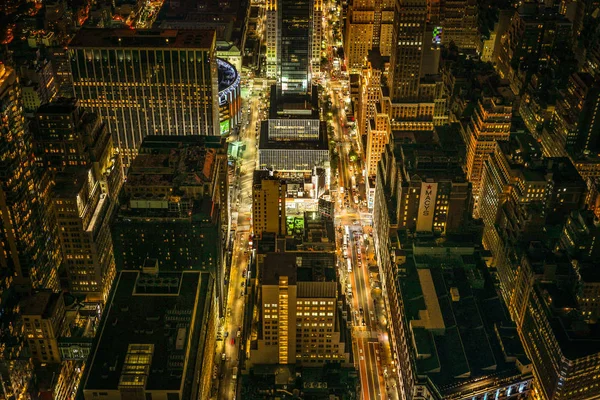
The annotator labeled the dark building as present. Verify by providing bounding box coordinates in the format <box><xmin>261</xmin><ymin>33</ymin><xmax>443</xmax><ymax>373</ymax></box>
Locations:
<box><xmin>111</xmin><ymin>135</ymin><xmax>228</xmax><ymax>312</ymax></box>
<box><xmin>395</xmin><ymin>138</ymin><xmax>472</xmax><ymax>234</ymax></box>
<box><xmin>68</xmin><ymin>28</ymin><xmax>220</xmax><ymax>165</ymax></box>
<box><xmin>278</xmin><ymin>0</ymin><xmax>312</xmax><ymax>95</ymax></box>
<box><xmin>496</xmin><ymin>4</ymin><xmax>572</xmax><ymax>94</ymax></box>
<box><xmin>558</xmin><ymin>210</ymin><xmax>600</xmax><ymax>262</ymax></box>
<box><xmin>393</xmin><ymin>239</ymin><xmax>533</xmax><ymax>399</ymax></box>
<box><xmin>477</xmin><ymin>134</ymin><xmax>600</xmax><ymax>400</ymax></box>
<box><xmin>80</xmin><ymin>269</ymin><xmax>217</xmax><ymax>400</ymax></box>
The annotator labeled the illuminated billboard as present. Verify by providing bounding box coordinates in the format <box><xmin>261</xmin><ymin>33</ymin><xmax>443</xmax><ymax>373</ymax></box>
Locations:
<box><xmin>433</xmin><ymin>26</ymin><xmax>443</xmax><ymax>45</ymax></box>
<box><xmin>220</xmin><ymin>119</ymin><xmax>230</xmax><ymax>135</ymax></box>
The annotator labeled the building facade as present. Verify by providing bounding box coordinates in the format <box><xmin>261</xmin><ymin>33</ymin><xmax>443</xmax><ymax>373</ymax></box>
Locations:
<box><xmin>253</xmin><ymin>172</ymin><xmax>287</xmax><ymax>238</ymax></box>
<box><xmin>344</xmin><ymin>0</ymin><xmax>394</xmax><ymax>72</ymax></box>
<box><xmin>111</xmin><ymin>136</ymin><xmax>228</xmax><ymax>313</ymax></box>
<box><xmin>21</xmin><ymin>291</ymin><xmax>67</xmax><ymax>364</ymax></box>
<box><xmin>249</xmin><ymin>252</ymin><xmax>352</xmax><ymax>366</ymax></box>
<box><xmin>0</xmin><ymin>65</ymin><xmax>61</xmax><ymax>291</ymax></box>
<box><xmin>32</xmin><ymin>98</ymin><xmax>123</xmax><ymax>302</ymax></box>
<box><xmin>463</xmin><ymin>96</ymin><xmax>512</xmax><ymax>213</ymax></box>
<box><xmin>278</xmin><ymin>0</ymin><xmax>312</xmax><ymax>94</ymax></box>
<box><xmin>68</xmin><ymin>28</ymin><xmax>220</xmax><ymax>164</ymax></box>
<box><xmin>389</xmin><ymin>0</ymin><xmax>427</xmax><ymax>101</ymax></box>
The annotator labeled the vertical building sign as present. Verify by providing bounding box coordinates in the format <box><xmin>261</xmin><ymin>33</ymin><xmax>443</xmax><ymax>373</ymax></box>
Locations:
<box><xmin>416</xmin><ymin>182</ymin><xmax>438</xmax><ymax>232</ymax></box>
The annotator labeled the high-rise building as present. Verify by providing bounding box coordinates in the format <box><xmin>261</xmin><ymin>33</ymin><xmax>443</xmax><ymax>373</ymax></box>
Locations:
<box><xmin>0</xmin><ymin>64</ymin><xmax>61</xmax><ymax>290</ymax></box>
<box><xmin>542</xmin><ymin>73</ymin><xmax>600</xmax><ymax>158</ymax></box>
<box><xmin>32</xmin><ymin>98</ymin><xmax>123</xmax><ymax>302</ymax></box>
<box><xmin>21</xmin><ymin>291</ymin><xmax>66</xmax><ymax>364</ymax></box>
<box><xmin>559</xmin><ymin>210</ymin><xmax>600</xmax><ymax>262</ymax></box>
<box><xmin>395</xmin><ymin>140</ymin><xmax>472</xmax><ymax>234</ymax></box>
<box><xmin>0</xmin><ymin>64</ymin><xmax>63</xmax><ymax>400</ymax></box>
<box><xmin>365</xmin><ymin>112</ymin><xmax>391</xmax><ymax>178</ymax></box>
<box><xmin>278</xmin><ymin>0</ymin><xmax>312</xmax><ymax>95</ymax></box>
<box><xmin>441</xmin><ymin>0</ymin><xmax>479</xmax><ymax>50</ymax></box>
<box><xmin>357</xmin><ymin>51</ymin><xmax>387</xmax><ymax>139</ymax></box>
<box><xmin>474</xmin><ymin>130</ymin><xmax>600</xmax><ymax>400</ymax></box>
<box><xmin>373</xmin><ymin>133</ymin><xmax>533</xmax><ymax>398</ymax></box>
<box><xmin>111</xmin><ymin>135</ymin><xmax>228</xmax><ymax>312</ymax></box>
<box><xmin>265</xmin><ymin>0</ymin><xmax>278</xmax><ymax>79</ymax></box>
<box><xmin>68</xmin><ymin>28</ymin><xmax>220</xmax><ymax>164</ymax></box>
<box><xmin>344</xmin><ymin>0</ymin><xmax>394</xmax><ymax>72</ymax></box>
<box><xmin>463</xmin><ymin>96</ymin><xmax>512</xmax><ymax>212</ymax></box>
<box><xmin>389</xmin><ymin>0</ymin><xmax>428</xmax><ymax>101</ymax></box>
<box><xmin>258</xmin><ymin>88</ymin><xmax>330</xmax><ymax>172</ymax></box>
<box><xmin>479</xmin><ymin>135</ymin><xmax>586</xmax><ymax>265</ymax></box>
<box><xmin>80</xmin><ymin>269</ymin><xmax>217</xmax><ymax>400</ymax></box>
<box><xmin>252</xmin><ymin>172</ymin><xmax>287</xmax><ymax>238</ymax></box>
<box><xmin>386</xmin><ymin>239</ymin><xmax>534</xmax><ymax>400</ymax></box>
<box><xmin>311</xmin><ymin>0</ymin><xmax>323</xmax><ymax>80</ymax></box>
<box><xmin>249</xmin><ymin>252</ymin><xmax>352</xmax><ymax>366</ymax></box>
<box><xmin>496</xmin><ymin>4</ymin><xmax>572</xmax><ymax>94</ymax></box>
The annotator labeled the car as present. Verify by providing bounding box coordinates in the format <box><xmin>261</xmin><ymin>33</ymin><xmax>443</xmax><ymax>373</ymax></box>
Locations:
<box><xmin>359</xmin><ymin>307</ymin><xmax>364</xmax><ymax>314</ymax></box>
<box><xmin>359</xmin><ymin>348</ymin><xmax>363</xmax><ymax>354</ymax></box>
<box><xmin>241</xmin><ymin>281</ymin><xmax>245</xmax><ymax>288</ymax></box>
<box><xmin>224</xmin><ymin>331</ymin><xmax>229</xmax><ymax>338</ymax></box>
<box><xmin>222</xmin><ymin>352</ymin><xmax>226</xmax><ymax>360</ymax></box>
<box><xmin>227</xmin><ymin>308</ymin><xmax>232</xmax><ymax>317</ymax></box>
<box><xmin>360</xmin><ymin>355</ymin><xmax>364</xmax><ymax>360</ymax></box>
<box><xmin>231</xmin><ymin>338</ymin><xmax>235</xmax><ymax>345</ymax></box>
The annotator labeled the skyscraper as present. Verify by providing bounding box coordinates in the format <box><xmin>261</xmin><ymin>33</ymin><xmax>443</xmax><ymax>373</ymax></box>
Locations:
<box><xmin>265</xmin><ymin>0</ymin><xmax>278</xmax><ymax>79</ymax></box>
<box><xmin>0</xmin><ymin>64</ymin><xmax>61</xmax><ymax>290</ymax></box>
<box><xmin>249</xmin><ymin>252</ymin><xmax>352</xmax><ymax>366</ymax></box>
<box><xmin>111</xmin><ymin>135</ymin><xmax>228</xmax><ymax>313</ymax></box>
<box><xmin>68</xmin><ymin>28</ymin><xmax>220</xmax><ymax>165</ymax></box>
<box><xmin>544</xmin><ymin>72</ymin><xmax>600</xmax><ymax>157</ymax></box>
<box><xmin>464</xmin><ymin>95</ymin><xmax>512</xmax><ymax>213</ymax></box>
<box><xmin>441</xmin><ymin>0</ymin><xmax>479</xmax><ymax>49</ymax></box>
<box><xmin>344</xmin><ymin>0</ymin><xmax>394</xmax><ymax>72</ymax></box>
<box><xmin>252</xmin><ymin>172</ymin><xmax>287</xmax><ymax>238</ymax></box>
<box><xmin>32</xmin><ymin>98</ymin><xmax>123</xmax><ymax>302</ymax></box>
<box><xmin>278</xmin><ymin>0</ymin><xmax>312</xmax><ymax>94</ymax></box>
<box><xmin>389</xmin><ymin>0</ymin><xmax>428</xmax><ymax>101</ymax></box>
<box><xmin>311</xmin><ymin>0</ymin><xmax>323</xmax><ymax>81</ymax></box>
<box><xmin>0</xmin><ymin>63</ymin><xmax>62</xmax><ymax>400</ymax></box>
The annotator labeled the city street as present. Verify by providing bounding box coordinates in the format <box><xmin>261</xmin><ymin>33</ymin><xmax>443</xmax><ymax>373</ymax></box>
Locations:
<box><xmin>326</xmin><ymin>81</ymin><xmax>397</xmax><ymax>399</ymax></box>
<box><xmin>215</xmin><ymin>91</ymin><xmax>262</xmax><ymax>399</ymax></box>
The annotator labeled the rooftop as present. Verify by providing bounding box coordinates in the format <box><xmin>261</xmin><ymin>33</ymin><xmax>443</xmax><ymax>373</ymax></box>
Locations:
<box><xmin>261</xmin><ymin>252</ymin><xmax>337</xmax><ymax>286</ymax></box>
<box><xmin>394</xmin><ymin>137</ymin><xmax>467</xmax><ymax>183</ymax></box>
<box><xmin>83</xmin><ymin>271</ymin><xmax>211</xmax><ymax>392</ymax></box>
<box><xmin>534</xmin><ymin>282</ymin><xmax>600</xmax><ymax>359</ymax></box>
<box><xmin>20</xmin><ymin>291</ymin><xmax>62</xmax><ymax>319</ymax></box>
<box><xmin>259</xmin><ymin>121</ymin><xmax>329</xmax><ymax>151</ymax></box>
<box><xmin>35</xmin><ymin>97</ymin><xmax>78</xmax><ymax>115</ymax></box>
<box><xmin>125</xmin><ymin>136</ymin><xmax>225</xmax><ymax>190</ymax></box>
<box><xmin>399</xmin><ymin>244</ymin><xmax>531</xmax><ymax>395</ymax></box>
<box><xmin>69</xmin><ymin>28</ymin><xmax>216</xmax><ymax>50</ymax></box>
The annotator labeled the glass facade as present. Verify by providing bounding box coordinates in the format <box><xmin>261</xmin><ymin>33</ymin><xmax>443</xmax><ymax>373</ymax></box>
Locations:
<box><xmin>278</xmin><ymin>0</ymin><xmax>312</xmax><ymax>95</ymax></box>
